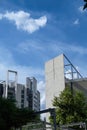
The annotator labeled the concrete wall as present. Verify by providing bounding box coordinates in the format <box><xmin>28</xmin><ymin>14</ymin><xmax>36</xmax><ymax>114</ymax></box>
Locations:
<box><xmin>45</xmin><ymin>54</ymin><xmax>65</xmax><ymax>121</ymax></box>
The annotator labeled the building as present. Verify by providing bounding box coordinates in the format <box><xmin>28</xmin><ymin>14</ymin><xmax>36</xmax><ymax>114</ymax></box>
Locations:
<box><xmin>0</xmin><ymin>70</ymin><xmax>40</xmax><ymax>111</ymax></box>
<box><xmin>26</xmin><ymin>77</ymin><xmax>40</xmax><ymax>111</ymax></box>
<box><xmin>45</xmin><ymin>54</ymin><xmax>87</xmax><ymax>121</ymax></box>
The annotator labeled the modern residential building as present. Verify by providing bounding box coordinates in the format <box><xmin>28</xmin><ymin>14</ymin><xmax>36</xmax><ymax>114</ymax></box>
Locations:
<box><xmin>26</xmin><ymin>77</ymin><xmax>40</xmax><ymax>111</ymax></box>
<box><xmin>0</xmin><ymin>70</ymin><xmax>40</xmax><ymax>111</ymax></box>
<box><xmin>45</xmin><ymin>54</ymin><xmax>87</xmax><ymax>122</ymax></box>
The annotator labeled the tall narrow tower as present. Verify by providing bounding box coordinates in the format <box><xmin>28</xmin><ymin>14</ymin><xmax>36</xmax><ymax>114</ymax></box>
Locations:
<box><xmin>45</xmin><ymin>54</ymin><xmax>65</xmax><ymax>121</ymax></box>
<box><xmin>5</xmin><ymin>70</ymin><xmax>18</xmax><ymax>99</ymax></box>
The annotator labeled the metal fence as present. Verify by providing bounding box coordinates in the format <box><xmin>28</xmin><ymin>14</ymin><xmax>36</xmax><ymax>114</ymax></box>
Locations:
<box><xmin>16</xmin><ymin>121</ymin><xmax>86</xmax><ymax>130</ymax></box>
<box><xmin>20</xmin><ymin>121</ymin><xmax>53</xmax><ymax>130</ymax></box>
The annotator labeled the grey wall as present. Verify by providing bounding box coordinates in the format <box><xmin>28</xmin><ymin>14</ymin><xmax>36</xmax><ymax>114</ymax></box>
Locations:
<box><xmin>45</xmin><ymin>54</ymin><xmax>65</xmax><ymax>122</ymax></box>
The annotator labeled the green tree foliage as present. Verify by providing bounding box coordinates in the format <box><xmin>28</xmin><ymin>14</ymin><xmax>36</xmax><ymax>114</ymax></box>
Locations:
<box><xmin>51</xmin><ymin>87</ymin><xmax>87</xmax><ymax>125</ymax></box>
<box><xmin>12</xmin><ymin>108</ymin><xmax>40</xmax><ymax>129</ymax></box>
<box><xmin>83</xmin><ymin>0</ymin><xmax>87</xmax><ymax>10</ymax></box>
<box><xmin>0</xmin><ymin>98</ymin><xmax>17</xmax><ymax>130</ymax></box>
<box><xmin>0</xmin><ymin>97</ymin><xmax>39</xmax><ymax>130</ymax></box>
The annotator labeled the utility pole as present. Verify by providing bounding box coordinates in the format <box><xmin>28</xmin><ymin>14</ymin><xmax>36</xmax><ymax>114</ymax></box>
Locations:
<box><xmin>50</xmin><ymin>108</ymin><xmax>56</xmax><ymax>130</ymax></box>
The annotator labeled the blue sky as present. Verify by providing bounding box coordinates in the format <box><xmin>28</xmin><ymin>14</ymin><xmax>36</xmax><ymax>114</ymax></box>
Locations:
<box><xmin>0</xmin><ymin>0</ymin><xmax>87</xmax><ymax>111</ymax></box>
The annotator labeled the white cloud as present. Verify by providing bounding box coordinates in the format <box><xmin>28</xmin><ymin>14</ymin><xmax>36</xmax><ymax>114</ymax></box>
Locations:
<box><xmin>78</xmin><ymin>6</ymin><xmax>86</xmax><ymax>13</ymax></box>
<box><xmin>37</xmin><ymin>81</ymin><xmax>45</xmax><ymax>109</ymax></box>
<box><xmin>0</xmin><ymin>10</ymin><xmax>47</xmax><ymax>33</ymax></box>
<box><xmin>73</xmin><ymin>19</ymin><xmax>79</xmax><ymax>25</ymax></box>
<box><xmin>65</xmin><ymin>66</ymin><xmax>80</xmax><ymax>80</ymax></box>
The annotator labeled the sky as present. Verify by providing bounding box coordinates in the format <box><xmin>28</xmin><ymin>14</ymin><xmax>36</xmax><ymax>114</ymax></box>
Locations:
<box><xmin>0</xmin><ymin>0</ymin><xmax>87</xmax><ymax>114</ymax></box>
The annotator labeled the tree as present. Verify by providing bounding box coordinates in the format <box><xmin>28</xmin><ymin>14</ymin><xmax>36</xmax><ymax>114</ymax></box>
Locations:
<box><xmin>0</xmin><ymin>97</ymin><xmax>39</xmax><ymax>130</ymax></box>
<box><xmin>0</xmin><ymin>98</ymin><xmax>17</xmax><ymax>130</ymax></box>
<box><xmin>83</xmin><ymin>0</ymin><xmax>87</xmax><ymax>10</ymax></box>
<box><xmin>50</xmin><ymin>87</ymin><xmax>87</xmax><ymax>126</ymax></box>
<box><xmin>12</xmin><ymin>108</ymin><xmax>40</xmax><ymax>129</ymax></box>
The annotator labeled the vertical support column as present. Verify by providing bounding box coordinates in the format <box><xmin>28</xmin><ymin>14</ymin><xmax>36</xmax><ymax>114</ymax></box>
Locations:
<box><xmin>5</xmin><ymin>70</ymin><xmax>9</xmax><ymax>98</ymax></box>
<box><xmin>71</xmin><ymin>66</ymin><xmax>73</xmax><ymax>80</ymax></box>
<box><xmin>50</xmin><ymin>109</ymin><xmax>56</xmax><ymax>130</ymax></box>
<box><xmin>43</xmin><ymin>118</ymin><xmax>46</xmax><ymax>130</ymax></box>
<box><xmin>53</xmin><ymin>109</ymin><xmax>56</xmax><ymax>130</ymax></box>
<box><xmin>15</xmin><ymin>72</ymin><xmax>18</xmax><ymax>101</ymax></box>
<box><xmin>5</xmin><ymin>70</ymin><xmax>18</xmax><ymax>99</ymax></box>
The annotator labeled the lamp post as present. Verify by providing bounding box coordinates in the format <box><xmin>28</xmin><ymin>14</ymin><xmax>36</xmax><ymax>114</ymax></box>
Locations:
<box><xmin>83</xmin><ymin>122</ymin><xmax>86</xmax><ymax>130</ymax></box>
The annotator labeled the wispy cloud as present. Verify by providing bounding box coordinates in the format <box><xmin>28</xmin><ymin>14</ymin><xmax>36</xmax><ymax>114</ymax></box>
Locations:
<box><xmin>68</xmin><ymin>45</ymin><xmax>87</xmax><ymax>55</ymax></box>
<box><xmin>73</xmin><ymin>19</ymin><xmax>79</xmax><ymax>25</ymax></box>
<box><xmin>0</xmin><ymin>10</ymin><xmax>47</xmax><ymax>33</ymax></box>
<box><xmin>0</xmin><ymin>46</ymin><xmax>15</xmax><ymax>65</ymax></box>
<box><xmin>78</xmin><ymin>6</ymin><xmax>84</xmax><ymax>13</ymax></box>
<box><xmin>78</xmin><ymin>6</ymin><xmax>86</xmax><ymax>13</ymax></box>
<box><xmin>0</xmin><ymin>14</ymin><xmax>3</xmax><ymax>19</ymax></box>
<box><xmin>51</xmin><ymin>42</ymin><xmax>87</xmax><ymax>55</ymax></box>
<box><xmin>17</xmin><ymin>39</ymin><xmax>87</xmax><ymax>56</ymax></box>
<box><xmin>0</xmin><ymin>62</ymin><xmax>44</xmax><ymax>83</ymax></box>
<box><xmin>18</xmin><ymin>40</ymin><xmax>44</xmax><ymax>53</ymax></box>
